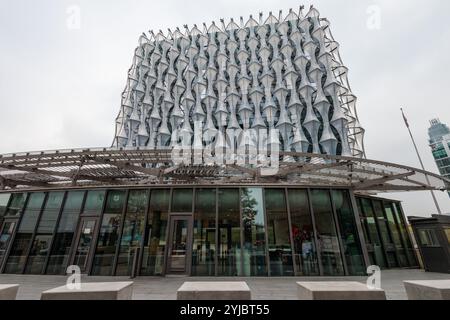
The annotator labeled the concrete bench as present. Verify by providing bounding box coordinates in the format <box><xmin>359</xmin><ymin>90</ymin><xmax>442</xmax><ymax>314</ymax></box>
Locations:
<box><xmin>0</xmin><ymin>284</ymin><xmax>19</xmax><ymax>300</ymax></box>
<box><xmin>41</xmin><ymin>281</ymin><xmax>133</xmax><ymax>300</ymax></box>
<box><xmin>297</xmin><ymin>281</ymin><xmax>386</xmax><ymax>300</ymax></box>
<box><xmin>177</xmin><ymin>281</ymin><xmax>251</xmax><ymax>300</ymax></box>
<box><xmin>404</xmin><ymin>280</ymin><xmax>450</xmax><ymax>300</ymax></box>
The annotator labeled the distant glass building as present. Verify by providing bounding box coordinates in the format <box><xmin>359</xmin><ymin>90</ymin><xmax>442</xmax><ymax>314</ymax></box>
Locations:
<box><xmin>0</xmin><ymin>6</ymin><xmax>448</xmax><ymax>278</ymax></box>
<box><xmin>428</xmin><ymin>119</ymin><xmax>450</xmax><ymax>197</ymax></box>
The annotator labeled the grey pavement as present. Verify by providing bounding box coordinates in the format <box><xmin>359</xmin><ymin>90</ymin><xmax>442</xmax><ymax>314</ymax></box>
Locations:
<box><xmin>0</xmin><ymin>269</ymin><xmax>449</xmax><ymax>300</ymax></box>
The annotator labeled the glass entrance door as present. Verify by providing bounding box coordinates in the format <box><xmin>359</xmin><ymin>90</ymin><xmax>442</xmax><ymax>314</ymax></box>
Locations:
<box><xmin>167</xmin><ymin>216</ymin><xmax>192</xmax><ymax>274</ymax></box>
<box><xmin>71</xmin><ymin>218</ymin><xmax>97</xmax><ymax>273</ymax></box>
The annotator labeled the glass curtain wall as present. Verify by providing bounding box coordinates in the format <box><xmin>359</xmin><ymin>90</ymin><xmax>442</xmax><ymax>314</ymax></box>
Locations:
<box><xmin>265</xmin><ymin>189</ymin><xmax>293</xmax><ymax>276</ymax></box>
<box><xmin>331</xmin><ymin>190</ymin><xmax>365</xmax><ymax>275</ymax></box>
<box><xmin>25</xmin><ymin>192</ymin><xmax>65</xmax><ymax>274</ymax></box>
<box><xmin>141</xmin><ymin>189</ymin><xmax>170</xmax><ymax>275</ymax></box>
<box><xmin>4</xmin><ymin>193</ymin><xmax>45</xmax><ymax>273</ymax></box>
<box><xmin>217</xmin><ymin>188</ymin><xmax>241</xmax><ymax>276</ymax></box>
<box><xmin>310</xmin><ymin>189</ymin><xmax>344</xmax><ymax>276</ymax></box>
<box><xmin>115</xmin><ymin>190</ymin><xmax>148</xmax><ymax>276</ymax></box>
<box><xmin>46</xmin><ymin>191</ymin><xmax>85</xmax><ymax>274</ymax></box>
<box><xmin>192</xmin><ymin>188</ymin><xmax>216</xmax><ymax>276</ymax></box>
<box><xmin>287</xmin><ymin>189</ymin><xmax>319</xmax><ymax>276</ymax></box>
<box><xmin>91</xmin><ymin>190</ymin><xmax>126</xmax><ymax>275</ymax></box>
<box><xmin>242</xmin><ymin>188</ymin><xmax>267</xmax><ymax>276</ymax></box>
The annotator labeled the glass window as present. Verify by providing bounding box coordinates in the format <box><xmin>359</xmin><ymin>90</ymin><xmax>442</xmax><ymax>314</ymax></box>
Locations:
<box><xmin>4</xmin><ymin>192</ymin><xmax>45</xmax><ymax>273</ymax></box>
<box><xmin>310</xmin><ymin>189</ymin><xmax>344</xmax><ymax>276</ymax></box>
<box><xmin>37</xmin><ymin>192</ymin><xmax>64</xmax><ymax>233</ymax></box>
<box><xmin>25</xmin><ymin>192</ymin><xmax>65</xmax><ymax>274</ymax></box>
<box><xmin>0</xmin><ymin>193</ymin><xmax>11</xmax><ymax>218</ymax></box>
<box><xmin>217</xmin><ymin>188</ymin><xmax>241</xmax><ymax>276</ymax></box>
<box><xmin>265</xmin><ymin>189</ymin><xmax>293</xmax><ymax>276</ymax></box>
<box><xmin>393</xmin><ymin>203</ymin><xmax>417</xmax><ymax>266</ymax></box>
<box><xmin>91</xmin><ymin>190</ymin><xmax>126</xmax><ymax>275</ymax></box>
<box><xmin>372</xmin><ymin>200</ymin><xmax>398</xmax><ymax>268</ymax></box>
<box><xmin>332</xmin><ymin>190</ymin><xmax>365</xmax><ymax>275</ymax></box>
<box><xmin>242</xmin><ymin>188</ymin><xmax>267</xmax><ymax>276</ymax></box>
<box><xmin>384</xmin><ymin>203</ymin><xmax>408</xmax><ymax>267</ymax></box>
<box><xmin>115</xmin><ymin>190</ymin><xmax>148</xmax><ymax>276</ymax></box>
<box><xmin>5</xmin><ymin>193</ymin><xmax>26</xmax><ymax>217</ymax></box>
<box><xmin>288</xmin><ymin>189</ymin><xmax>319</xmax><ymax>276</ymax></box>
<box><xmin>83</xmin><ymin>190</ymin><xmax>105</xmax><ymax>213</ymax></box>
<box><xmin>0</xmin><ymin>221</ymin><xmax>17</xmax><ymax>267</ymax></box>
<box><xmin>24</xmin><ymin>234</ymin><xmax>53</xmax><ymax>274</ymax></box>
<box><xmin>141</xmin><ymin>189</ymin><xmax>170</xmax><ymax>275</ymax></box>
<box><xmin>46</xmin><ymin>191</ymin><xmax>85</xmax><ymax>274</ymax></box>
<box><xmin>418</xmin><ymin>229</ymin><xmax>440</xmax><ymax>247</ymax></box>
<box><xmin>171</xmin><ymin>189</ymin><xmax>193</xmax><ymax>212</ymax></box>
<box><xmin>444</xmin><ymin>228</ymin><xmax>450</xmax><ymax>246</ymax></box>
<box><xmin>360</xmin><ymin>198</ymin><xmax>387</xmax><ymax>268</ymax></box>
<box><xmin>192</xmin><ymin>189</ymin><xmax>216</xmax><ymax>276</ymax></box>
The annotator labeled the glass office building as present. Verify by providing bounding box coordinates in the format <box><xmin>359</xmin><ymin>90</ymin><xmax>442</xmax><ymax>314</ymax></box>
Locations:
<box><xmin>0</xmin><ymin>187</ymin><xmax>418</xmax><ymax>277</ymax></box>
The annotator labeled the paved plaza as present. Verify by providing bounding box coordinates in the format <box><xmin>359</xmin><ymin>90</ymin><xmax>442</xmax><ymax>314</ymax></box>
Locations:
<box><xmin>0</xmin><ymin>269</ymin><xmax>449</xmax><ymax>300</ymax></box>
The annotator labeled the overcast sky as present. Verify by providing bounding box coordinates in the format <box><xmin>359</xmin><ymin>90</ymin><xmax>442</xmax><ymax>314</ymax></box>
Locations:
<box><xmin>0</xmin><ymin>0</ymin><xmax>449</xmax><ymax>217</ymax></box>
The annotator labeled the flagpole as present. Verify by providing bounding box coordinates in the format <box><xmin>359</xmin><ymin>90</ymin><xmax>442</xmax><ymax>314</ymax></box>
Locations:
<box><xmin>401</xmin><ymin>108</ymin><xmax>442</xmax><ymax>215</ymax></box>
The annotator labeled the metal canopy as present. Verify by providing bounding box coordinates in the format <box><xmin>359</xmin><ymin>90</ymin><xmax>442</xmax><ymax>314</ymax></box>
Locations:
<box><xmin>0</xmin><ymin>147</ymin><xmax>449</xmax><ymax>193</ymax></box>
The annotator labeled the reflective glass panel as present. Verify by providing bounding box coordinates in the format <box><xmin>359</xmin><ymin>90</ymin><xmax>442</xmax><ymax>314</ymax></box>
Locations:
<box><xmin>372</xmin><ymin>200</ymin><xmax>398</xmax><ymax>267</ymax></box>
<box><xmin>393</xmin><ymin>203</ymin><xmax>417</xmax><ymax>266</ymax></box>
<box><xmin>172</xmin><ymin>189</ymin><xmax>193</xmax><ymax>212</ymax></box>
<box><xmin>0</xmin><ymin>193</ymin><xmax>11</xmax><ymax>218</ymax></box>
<box><xmin>192</xmin><ymin>189</ymin><xmax>216</xmax><ymax>276</ymax></box>
<box><xmin>0</xmin><ymin>221</ymin><xmax>16</xmax><ymax>267</ymax></box>
<box><xmin>83</xmin><ymin>190</ymin><xmax>105</xmax><ymax>213</ymax></box>
<box><xmin>384</xmin><ymin>203</ymin><xmax>408</xmax><ymax>267</ymax></box>
<box><xmin>116</xmin><ymin>190</ymin><xmax>148</xmax><ymax>276</ymax></box>
<box><xmin>46</xmin><ymin>191</ymin><xmax>84</xmax><ymax>274</ymax></box>
<box><xmin>288</xmin><ymin>189</ymin><xmax>319</xmax><ymax>276</ymax></box>
<box><xmin>310</xmin><ymin>189</ymin><xmax>344</xmax><ymax>276</ymax></box>
<box><xmin>217</xmin><ymin>188</ymin><xmax>241</xmax><ymax>276</ymax></box>
<box><xmin>265</xmin><ymin>189</ymin><xmax>293</xmax><ymax>276</ymax></box>
<box><xmin>141</xmin><ymin>189</ymin><xmax>170</xmax><ymax>275</ymax></box>
<box><xmin>242</xmin><ymin>188</ymin><xmax>267</xmax><ymax>276</ymax></box>
<box><xmin>360</xmin><ymin>198</ymin><xmax>387</xmax><ymax>268</ymax></box>
<box><xmin>332</xmin><ymin>190</ymin><xmax>365</xmax><ymax>275</ymax></box>
<box><xmin>25</xmin><ymin>192</ymin><xmax>65</xmax><ymax>274</ymax></box>
<box><xmin>4</xmin><ymin>192</ymin><xmax>45</xmax><ymax>273</ymax></box>
<box><xmin>91</xmin><ymin>190</ymin><xmax>126</xmax><ymax>275</ymax></box>
<box><xmin>5</xmin><ymin>193</ymin><xmax>26</xmax><ymax>217</ymax></box>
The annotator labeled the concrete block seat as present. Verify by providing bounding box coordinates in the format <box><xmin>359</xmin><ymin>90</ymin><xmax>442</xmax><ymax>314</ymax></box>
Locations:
<box><xmin>296</xmin><ymin>281</ymin><xmax>386</xmax><ymax>300</ymax></box>
<box><xmin>404</xmin><ymin>280</ymin><xmax>450</xmax><ymax>300</ymax></box>
<box><xmin>177</xmin><ymin>281</ymin><xmax>251</xmax><ymax>300</ymax></box>
<box><xmin>0</xmin><ymin>284</ymin><xmax>19</xmax><ymax>300</ymax></box>
<box><xmin>41</xmin><ymin>281</ymin><xmax>133</xmax><ymax>300</ymax></box>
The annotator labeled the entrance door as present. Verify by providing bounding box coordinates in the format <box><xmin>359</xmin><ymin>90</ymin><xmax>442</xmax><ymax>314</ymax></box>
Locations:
<box><xmin>166</xmin><ymin>216</ymin><xmax>192</xmax><ymax>274</ymax></box>
<box><xmin>71</xmin><ymin>217</ymin><xmax>98</xmax><ymax>273</ymax></box>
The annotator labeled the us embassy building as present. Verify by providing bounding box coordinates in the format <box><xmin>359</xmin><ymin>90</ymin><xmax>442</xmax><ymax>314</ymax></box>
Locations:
<box><xmin>0</xmin><ymin>6</ymin><xmax>449</xmax><ymax>278</ymax></box>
